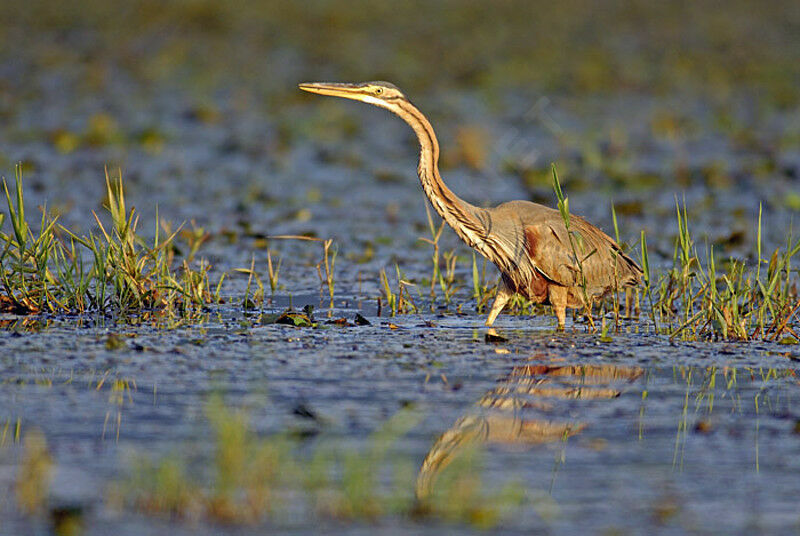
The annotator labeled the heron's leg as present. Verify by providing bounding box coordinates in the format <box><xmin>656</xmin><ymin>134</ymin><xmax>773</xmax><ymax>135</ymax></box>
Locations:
<box><xmin>548</xmin><ymin>285</ymin><xmax>568</xmax><ymax>330</ymax></box>
<box><xmin>485</xmin><ymin>281</ymin><xmax>513</xmax><ymax>326</ymax></box>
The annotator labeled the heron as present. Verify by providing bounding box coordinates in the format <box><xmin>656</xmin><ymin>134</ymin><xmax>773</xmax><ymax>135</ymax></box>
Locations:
<box><xmin>298</xmin><ymin>81</ymin><xmax>642</xmax><ymax>329</ymax></box>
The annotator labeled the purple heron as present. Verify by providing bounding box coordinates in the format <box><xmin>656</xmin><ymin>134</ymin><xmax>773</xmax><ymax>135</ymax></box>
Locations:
<box><xmin>299</xmin><ymin>81</ymin><xmax>641</xmax><ymax>329</ymax></box>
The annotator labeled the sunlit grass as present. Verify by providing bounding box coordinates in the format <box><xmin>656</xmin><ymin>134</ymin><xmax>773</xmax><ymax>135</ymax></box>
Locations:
<box><xmin>552</xmin><ymin>163</ymin><xmax>596</xmax><ymax>329</ymax></box>
<box><xmin>643</xmin><ymin>200</ymin><xmax>800</xmax><ymax>341</ymax></box>
<box><xmin>379</xmin><ymin>265</ymin><xmax>418</xmax><ymax>316</ymax></box>
<box><xmin>0</xmin><ymin>165</ymin><xmax>221</xmax><ymax>318</ymax></box>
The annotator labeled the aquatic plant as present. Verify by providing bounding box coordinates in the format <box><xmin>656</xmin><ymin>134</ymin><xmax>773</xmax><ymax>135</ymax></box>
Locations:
<box><xmin>420</xmin><ymin>203</ymin><xmax>446</xmax><ymax>303</ymax></box>
<box><xmin>0</xmin><ymin>165</ymin><xmax>222</xmax><ymax>317</ymax></box>
<box><xmin>319</xmin><ymin>238</ymin><xmax>337</xmax><ymax>308</ymax></box>
<box><xmin>472</xmin><ymin>251</ymin><xmax>492</xmax><ymax>313</ymax></box>
<box><xmin>646</xmin><ymin>200</ymin><xmax>800</xmax><ymax>341</ymax></box>
<box><xmin>267</xmin><ymin>235</ymin><xmax>338</xmax><ymax>309</ymax></box>
<box><xmin>379</xmin><ymin>265</ymin><xmax>418</xmax><ymax>316</ymax></box>
<box><xmin>552</xmin><ymin>164</ymin><xmax>596</xmax><ymax>329</ymax></box>
<box><xmin>234</xmin><ymin>255</ymin><xmax>265</xmax><ymax>310</ymax></box>
<box><xmin>266</xmin><ymin>249</ymin><xmax>281</xmax><ymax>292</ymax></box>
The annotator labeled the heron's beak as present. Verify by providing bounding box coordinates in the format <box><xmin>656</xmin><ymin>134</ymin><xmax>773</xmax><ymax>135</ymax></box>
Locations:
<box><xmin>299</xmin><ymin>82</ymin><xmax>365</xmax><ymax>101</ymax></box>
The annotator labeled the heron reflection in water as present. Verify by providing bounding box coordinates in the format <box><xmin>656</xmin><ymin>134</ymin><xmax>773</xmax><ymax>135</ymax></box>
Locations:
<box><xmin>416</xmin><ymin>360</ymin><xmax>643</xmax><ymax>499</ymax></box>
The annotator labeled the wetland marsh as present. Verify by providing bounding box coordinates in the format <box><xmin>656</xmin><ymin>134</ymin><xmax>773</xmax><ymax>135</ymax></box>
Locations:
<box><xmin>1</xmin><ymin>1</ymin><xmax>800</xmax><ymax>534</ymax></box>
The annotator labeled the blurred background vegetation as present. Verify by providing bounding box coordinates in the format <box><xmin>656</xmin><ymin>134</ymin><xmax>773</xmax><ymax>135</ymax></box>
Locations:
<box><xmin>2</xmin><ymin>0</ymin><xmax>798</xmax><ymax>105</ymax></box>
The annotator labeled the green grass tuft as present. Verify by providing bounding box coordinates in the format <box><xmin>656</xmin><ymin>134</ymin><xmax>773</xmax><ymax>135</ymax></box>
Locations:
<box><xmin>0</xmin><ymin>166</ymin><xmax>222</xmax><ymax>318</ymax></box>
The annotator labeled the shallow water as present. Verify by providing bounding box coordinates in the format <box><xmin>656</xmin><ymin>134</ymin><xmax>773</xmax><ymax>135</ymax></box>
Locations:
<box><xmin>1</xmin><ymin>298</ymin><xmax>800</xmax><ymax>534</ymax></box>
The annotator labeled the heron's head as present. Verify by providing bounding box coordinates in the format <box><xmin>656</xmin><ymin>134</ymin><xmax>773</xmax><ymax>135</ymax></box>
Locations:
<box><xmin>298</xmin><ymin>81</ymin><xmax>407</xmax><ymax>111</ymax></box>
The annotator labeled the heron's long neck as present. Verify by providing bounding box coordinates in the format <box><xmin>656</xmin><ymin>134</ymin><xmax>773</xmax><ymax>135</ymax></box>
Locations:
<box><xmin>392</xmin><ymin>100</ymin><xmax>486</xmax><ymax>247</ymax></box>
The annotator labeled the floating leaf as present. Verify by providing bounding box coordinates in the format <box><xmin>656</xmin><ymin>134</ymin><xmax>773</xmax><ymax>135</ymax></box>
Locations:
<box><xmin>275</xmin><ymin>311</ymin><xmax>315</xmax><ymax>328</ymax></box>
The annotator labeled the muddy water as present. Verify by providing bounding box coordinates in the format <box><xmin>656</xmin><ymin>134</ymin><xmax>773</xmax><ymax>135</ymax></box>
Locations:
<box><xmin>2</xmin><ymin>60</ymin><xmax>800</xmax><ymax>534</ymax></box>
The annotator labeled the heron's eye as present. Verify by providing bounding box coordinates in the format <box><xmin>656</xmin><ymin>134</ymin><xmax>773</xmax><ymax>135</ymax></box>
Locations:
<box><xmin>374</xmin><ymin>87</ymin><xmax>383</xmax><ymax>96</ymax></box>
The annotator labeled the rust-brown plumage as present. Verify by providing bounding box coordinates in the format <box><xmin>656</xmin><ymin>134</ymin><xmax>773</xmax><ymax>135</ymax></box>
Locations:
<box><xmin>299</xmin><ymin>81</ymin><xmax>642</xmax><ymax>329</ymax></box>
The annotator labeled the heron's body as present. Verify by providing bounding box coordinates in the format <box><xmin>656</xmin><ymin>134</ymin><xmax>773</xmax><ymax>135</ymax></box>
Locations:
<box><xmin>299</xmin><ymin>81</ymin><xmax>642</xmax><ymax>329</ymax></box>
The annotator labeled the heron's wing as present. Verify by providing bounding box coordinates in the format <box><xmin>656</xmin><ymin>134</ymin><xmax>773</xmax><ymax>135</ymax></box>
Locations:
<box><xmin>522</xmin><ymin>222</ymin><xmax>581</xmax><ymax>287</ymax></box>
<box><xmin>524</xmin><ymin>216</ymin><xmax>641</xmax><ymax>292</ymax></box>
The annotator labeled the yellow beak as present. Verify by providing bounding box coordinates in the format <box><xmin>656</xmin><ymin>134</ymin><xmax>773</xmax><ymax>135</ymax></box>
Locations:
<box><xmin>298</xmin><ymin>82</ymin><xmax>365</xmax><ymax>99</ymax></box>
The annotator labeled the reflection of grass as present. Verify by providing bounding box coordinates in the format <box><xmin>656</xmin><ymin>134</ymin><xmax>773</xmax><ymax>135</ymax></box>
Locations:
<box><xmin>102</xmin><ymin>377</ymin><xmax>135</xmax><ymax>442</ymax></box>
<box><xmin>666</xmin><ymin>366</ymin><xmax>794</xmax><ymax>471</ymax></box>
<box><xmin>118</xmin><ymin>396</ymin><xmax>526</xmax><ymax>527</ymax></box>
